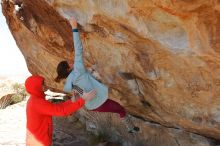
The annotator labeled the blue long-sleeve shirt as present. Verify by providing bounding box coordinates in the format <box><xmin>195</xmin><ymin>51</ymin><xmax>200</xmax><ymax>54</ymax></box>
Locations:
<box><xmin>64</xmin><ymin>29</ymin><xmax>108</xmax><ymax>110</ymax></box>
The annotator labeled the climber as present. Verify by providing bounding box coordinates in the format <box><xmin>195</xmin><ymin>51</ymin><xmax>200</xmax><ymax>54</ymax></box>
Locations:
<box><xmin>55</xmin><ymin>18</ymin><xmax>140</xmax><ymax>133</ymax></box>
<box><xmin>25</xmin><ymin>75</ymin><xmax>97</xmax><ymax>146</ymax></box>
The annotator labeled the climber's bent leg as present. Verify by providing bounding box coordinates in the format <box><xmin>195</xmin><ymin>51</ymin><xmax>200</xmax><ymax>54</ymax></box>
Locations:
<box><xmin>91</xmin><ymin>99</ymin><xmax>139</xmax><ymax>133</ymax></box>
<box><xmin>91</xmin><ymin>99</ymin><xmax>126</xmax><ymax>118</ymax></box>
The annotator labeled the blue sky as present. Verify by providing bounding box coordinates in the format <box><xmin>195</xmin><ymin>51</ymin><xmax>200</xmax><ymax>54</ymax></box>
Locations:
<box><xmin>0</xmin><ymin>3</ymin><xmax>30</xmax><ymax>76</ymax></box>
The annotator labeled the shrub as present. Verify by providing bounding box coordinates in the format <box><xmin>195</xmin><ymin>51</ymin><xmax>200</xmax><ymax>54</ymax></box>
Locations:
<box><xmin>10</xmin><ymin>83</ymin><xmax>27</xmax><ymax>104</ymax></box>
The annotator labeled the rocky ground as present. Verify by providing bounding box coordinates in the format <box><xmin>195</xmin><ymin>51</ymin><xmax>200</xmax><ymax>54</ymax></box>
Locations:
<box><xmin>53</xmin><ymin>115</ymin><xmax>120</xmax><ymax>146</ymax></box>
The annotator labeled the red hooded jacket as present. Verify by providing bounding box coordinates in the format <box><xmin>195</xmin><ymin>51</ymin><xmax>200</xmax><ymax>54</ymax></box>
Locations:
<box><xmin>25</xmin><ymin>75</ymin><xmax>85</xmax><ymax>146</ymax></box>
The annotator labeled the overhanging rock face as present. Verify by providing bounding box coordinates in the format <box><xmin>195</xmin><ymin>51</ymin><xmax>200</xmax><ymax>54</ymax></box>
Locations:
<box><xmin>2</xmin><ymin>0</ymin><xmax>220</xmax><ymax>140</ymax></box>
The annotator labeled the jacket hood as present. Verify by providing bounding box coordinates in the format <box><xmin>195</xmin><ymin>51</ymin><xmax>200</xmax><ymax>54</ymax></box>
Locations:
<box><xmin>25</xmin><ymin>75</ymin><xmax>45</xmax><ymax>98</ymax></box>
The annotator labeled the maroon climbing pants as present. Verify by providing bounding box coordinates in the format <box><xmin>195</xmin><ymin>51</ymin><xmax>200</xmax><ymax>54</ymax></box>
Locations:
<box><xmin>91</xmin><ymin>99</ymin><xmax>126</xmax><ymax>118</ymax></box>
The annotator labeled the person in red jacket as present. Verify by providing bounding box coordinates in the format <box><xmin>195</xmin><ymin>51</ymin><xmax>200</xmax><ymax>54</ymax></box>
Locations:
<box><xmin>25</xmin><ymin>75</ymin><xmax>96</xmax><ymax>146</ymax></box>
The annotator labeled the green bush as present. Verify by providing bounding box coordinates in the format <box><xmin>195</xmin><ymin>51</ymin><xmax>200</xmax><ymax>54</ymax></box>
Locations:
<box><xmin>10</xmin><ymin>83</ymin><xmax>27</xmax><ymax>104</ymax></box>
<box><xmin>10</xmin><ymin>94</ymin><xmax>24</xmax><ymax>104</ymax></box>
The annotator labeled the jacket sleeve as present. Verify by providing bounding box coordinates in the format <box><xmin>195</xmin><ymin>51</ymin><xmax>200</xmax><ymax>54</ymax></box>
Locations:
<box><xmin>73</xmin><ymin>29</ymin><xmax>86</xmax><ymax>74</ymax></box>
<box><xmin>33</xmin><ymin>98</ymin><xmax>85</xmax><ymax>116</ymax></box>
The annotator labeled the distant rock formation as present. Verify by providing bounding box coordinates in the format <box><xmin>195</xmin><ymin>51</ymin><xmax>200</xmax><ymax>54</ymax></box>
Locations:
<box><xmin>0</xmin><ymin>94</ymin><xmax>15</xmax><ymax>109</ymax></box>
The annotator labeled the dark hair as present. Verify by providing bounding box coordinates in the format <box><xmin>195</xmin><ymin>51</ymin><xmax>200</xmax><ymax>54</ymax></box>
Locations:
<box><xmin>55</xmin><ymin>61</ymin><xmax>71</xmax><ymax>82</ymax></box>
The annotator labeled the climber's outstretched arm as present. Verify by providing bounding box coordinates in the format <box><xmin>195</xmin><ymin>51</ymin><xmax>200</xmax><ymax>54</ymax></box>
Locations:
<box><xmin>70</xmin><ymin>18</ymin><xmax>86</xmax><ymax>74</ymax></box>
